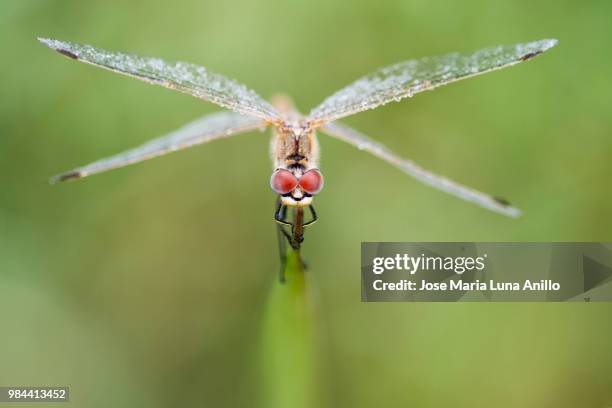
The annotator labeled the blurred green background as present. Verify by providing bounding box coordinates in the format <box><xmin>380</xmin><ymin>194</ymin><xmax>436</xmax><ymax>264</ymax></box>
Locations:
<box><xmin>1</xmin><ymin>0</ymin><xmax>611</xmax><ymax>407</ymax></box>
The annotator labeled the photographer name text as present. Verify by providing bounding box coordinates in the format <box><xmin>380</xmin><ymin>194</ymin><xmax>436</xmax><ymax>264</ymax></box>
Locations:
<box><xmin>373</xmin><ymin>279</ymin><xmax>561</xmax><ymax>292</ymax></box>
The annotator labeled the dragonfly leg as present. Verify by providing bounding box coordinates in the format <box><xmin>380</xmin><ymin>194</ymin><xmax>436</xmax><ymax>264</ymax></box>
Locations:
<box><xmin>274</xmin><ymin>199</ymin><xmax>294</xmax><ymax>228</ymax></box>
<box><xmin>302</xmin><ymin>205</ymin><xmax>318</xmax><ymax>227</ymax></box>
<box><xmin>274</xmin><ymin>199</ymin><xmax>303</xmax><ymax>250</ymax></box>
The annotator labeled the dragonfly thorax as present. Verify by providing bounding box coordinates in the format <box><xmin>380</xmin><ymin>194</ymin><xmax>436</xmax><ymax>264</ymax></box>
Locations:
<box><xmin>271</xmin><ymin>120</ymin><xmax>319</xmax><ymax>167</ymax></box>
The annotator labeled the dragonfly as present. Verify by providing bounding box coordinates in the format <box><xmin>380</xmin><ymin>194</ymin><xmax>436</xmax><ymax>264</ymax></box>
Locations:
<box><xmin>40</xmin><ymin>37</ymin><xmax>557</xmax><ymax>257</ymax></box>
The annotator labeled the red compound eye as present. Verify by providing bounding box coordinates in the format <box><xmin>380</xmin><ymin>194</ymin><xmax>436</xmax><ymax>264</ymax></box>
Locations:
<box><xmin>299</xmin><ymin>169</ymin><xmax>324</xmax><ymax>194</ymax></box>
<box><xmin>270</xmin><ymin>169</ymin><xmax>298</xmax><ymax>194</ymax></box>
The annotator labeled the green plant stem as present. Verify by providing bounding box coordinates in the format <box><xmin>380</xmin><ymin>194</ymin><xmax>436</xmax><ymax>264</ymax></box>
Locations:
<box><xmin>260</xmin><ymin>249</ymin><xmax>317</xmax><ymax>408</ymax></box>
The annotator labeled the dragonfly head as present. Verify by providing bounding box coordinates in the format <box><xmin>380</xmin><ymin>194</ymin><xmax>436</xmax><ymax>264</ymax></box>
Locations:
<box><xmin>270</xmin><ymin>167</ymin><xmax>324</xmax><ymax>207</ymax></box>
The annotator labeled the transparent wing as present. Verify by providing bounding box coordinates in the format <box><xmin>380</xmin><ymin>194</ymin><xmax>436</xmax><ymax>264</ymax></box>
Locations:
<box><xmin>39</xmin><ymin>38</ymin><xmax>281</xmax><ymax>122</ymax></box>
<box><xmin>50</xmin><ymin>112</ymin><xmax>269</xmax><ymax>183</ymax></box>
<box><xmin>321</xmin><ymin>121</ymin><xmax>521</xmax><ymax>217</ymax></box>
<box><xmin>308</xmin><ymin>39</ymin><xmax>558</xmax><ymax>124</ymax></box>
